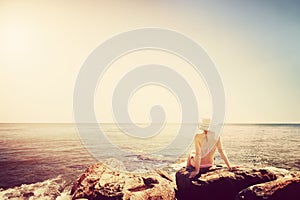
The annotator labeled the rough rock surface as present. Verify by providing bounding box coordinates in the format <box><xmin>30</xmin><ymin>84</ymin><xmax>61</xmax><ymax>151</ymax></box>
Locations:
<box><xmin>175</xmin><ymin>165</ymin><xmax>297</xmax><ymax>200</ymax></box>
<box><xmin>237</xmin><ymin>173</ymin><xmax>300</xmax><ymax>200</ymax></box>
<box><xmin>71</xmin><ymin>162</ymin><xmax>175</xmax><ymax>200</ymax></box>
<box><xmin>71</xmin><ymin>162</ymin><xmax>300</xmax><ymax>200</ymax></box>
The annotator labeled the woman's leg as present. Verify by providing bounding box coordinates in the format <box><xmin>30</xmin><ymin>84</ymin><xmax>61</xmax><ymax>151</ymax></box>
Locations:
<box><xmin>187</xmin><ymin>154</ymin><xmax>196</xmax><ymax>168</ymax></box>
<box><xmin>186</xmin><ymin>154</ymin><xmax>191</xmax><ymax>167</ymax></box>
<box><xmin>190</xmin><ymin>156</ymin><xmax>196</xmax><ymax>167</ymax></box>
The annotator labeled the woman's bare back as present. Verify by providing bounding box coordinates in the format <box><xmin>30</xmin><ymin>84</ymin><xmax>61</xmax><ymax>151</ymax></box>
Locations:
<box><xmin>187</xmin><ymin>131</ymin><xmax>233</xmax><ymax>178</ymax></box>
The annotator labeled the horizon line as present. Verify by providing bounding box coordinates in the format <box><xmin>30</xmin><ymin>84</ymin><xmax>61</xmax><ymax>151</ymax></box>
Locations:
<box><xmin>0</xmin><ymin>121</ymin><xmax>299</xmax><ymax>125</ymax></box>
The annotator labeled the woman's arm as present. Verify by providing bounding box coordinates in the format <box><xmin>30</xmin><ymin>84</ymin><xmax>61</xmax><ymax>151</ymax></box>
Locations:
<box><xmin>217</xmin><ymin>138</ymin><xmax>231</xmax><ymax>168</ymax></box>
<box><xmin>189</xmin><ymin>134</ymin><xmax>202</xmax><ymax>178</ymax></box>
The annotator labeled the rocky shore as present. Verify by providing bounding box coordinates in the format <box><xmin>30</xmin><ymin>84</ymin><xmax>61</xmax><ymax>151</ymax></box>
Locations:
<box><xmin>70</xmin><ymin>162</ymin><xmax>175</xmax><ymax>200</ymax></box>
<box><xmin>71</xmin><ymin>162</ymin><xmax>300</xmax><ymax>200</ymax></box>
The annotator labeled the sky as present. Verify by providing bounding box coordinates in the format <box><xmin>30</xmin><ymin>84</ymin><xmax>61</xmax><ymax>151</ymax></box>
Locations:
<box><xmin>0</xmin><ymin>0</ymin><xmax>299</xmax><ymax>123</ymax></box>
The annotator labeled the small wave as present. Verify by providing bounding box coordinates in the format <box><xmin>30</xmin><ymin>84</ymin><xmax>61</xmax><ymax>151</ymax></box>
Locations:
<box><xmin>0</xmin><ymin>176</ymin><xmax>72</xmax><ymax>200</ymax></box>
<box><xmin>136</xmin><ymin>154</ymin><xmax>174</xmax><ymax>163</ymax></box>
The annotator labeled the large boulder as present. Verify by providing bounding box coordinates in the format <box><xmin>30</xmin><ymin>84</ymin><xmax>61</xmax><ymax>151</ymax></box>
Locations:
<box><xmin>71</xmin><ymin>162</ymin><xmax>175</xmax><ymax>200</ymax></box>
<box><xmin>237</xmin><ymin>173</ymin><xmax>300</xmax><ymax>200</ymax></box>
<box><xmin>175</xmin><ymin>165</ymin><xmax>291</xmax><ymax>200</ymax></box>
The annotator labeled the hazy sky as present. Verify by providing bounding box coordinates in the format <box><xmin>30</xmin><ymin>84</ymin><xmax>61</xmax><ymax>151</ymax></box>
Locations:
<box><xmin>0</xmin><ymin>0</ymin><xmax>299</xmax><ymax>123</ymax></box>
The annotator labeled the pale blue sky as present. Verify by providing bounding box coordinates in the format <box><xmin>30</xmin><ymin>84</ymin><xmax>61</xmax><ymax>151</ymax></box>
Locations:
<box><xmin>0</xmin><ymin>0</ymin><xmax>299</xmax><ymax>123</ymax></box>
<box><xmin>172</xmin><ymin>0</ymin><xmax>300</xmax><ymax>122</ymax></box>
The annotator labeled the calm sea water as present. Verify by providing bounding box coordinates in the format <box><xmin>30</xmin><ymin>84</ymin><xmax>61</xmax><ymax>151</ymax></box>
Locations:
<box><xmin>0</xmin><ymin>123</ymin><xmax>299</xmax><ymax>199</ymax></box>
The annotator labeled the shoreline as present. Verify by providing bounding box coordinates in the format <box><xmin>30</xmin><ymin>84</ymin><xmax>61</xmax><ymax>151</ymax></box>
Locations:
<box><xmin>1</xmin><ymin>160</ymin><xmax>300</xmax><ymax>200</ymax></box>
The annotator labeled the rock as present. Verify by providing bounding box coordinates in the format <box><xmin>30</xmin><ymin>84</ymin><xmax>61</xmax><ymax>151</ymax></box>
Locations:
<box><xmin>237</xmin><ymin>173</ymin><xmax>300</xmax><ymax>200</ymax></box>
<box><xmin>72</xmin><ymin>162</ymin><xmax>300</xmax><ymax>200</ymax></box>
<box><xmin>175</xmin><ymin>165</ymin><xmax>291</xmax><ymax>200</ymax></box>
<box><xmin>71</xmin><ymin>162</ymin><xmax>175</xmax><ymax>200</ymax></box>
<box><xmin>22</xmin><ymin>192</ymin><xmax>34</xmax><ymax>198</ymax></box>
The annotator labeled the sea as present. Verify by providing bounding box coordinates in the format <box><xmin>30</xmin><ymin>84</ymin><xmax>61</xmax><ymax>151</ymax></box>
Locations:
<box><xmin>0</xmin><ymin>123</ymin><xmax>299</xmax><ymax>199</ymax></box>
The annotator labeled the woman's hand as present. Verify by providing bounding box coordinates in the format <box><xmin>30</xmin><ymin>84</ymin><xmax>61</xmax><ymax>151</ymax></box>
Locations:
<box><xmin>228</xmin><ymin>165</ymin><xmax>239</xmax><ymax>170</ymax></box>
<box><xmin>189</xmin><ymin>170</ymin><xmax>199</xmax><ymax>179</ymax></box>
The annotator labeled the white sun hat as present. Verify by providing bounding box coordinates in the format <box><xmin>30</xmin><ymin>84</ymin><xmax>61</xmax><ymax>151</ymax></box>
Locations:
<box><xmin>199</xmin><ymin>118</ymin><xmax>211</xmax><ymax>131</ymax></box>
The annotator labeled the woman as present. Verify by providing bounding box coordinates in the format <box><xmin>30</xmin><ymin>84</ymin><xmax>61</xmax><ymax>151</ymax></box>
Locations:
<box><xmin>187</xmin><ymin>119</ymin><xmax>235</xmax><ymax>178</ymax></box>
